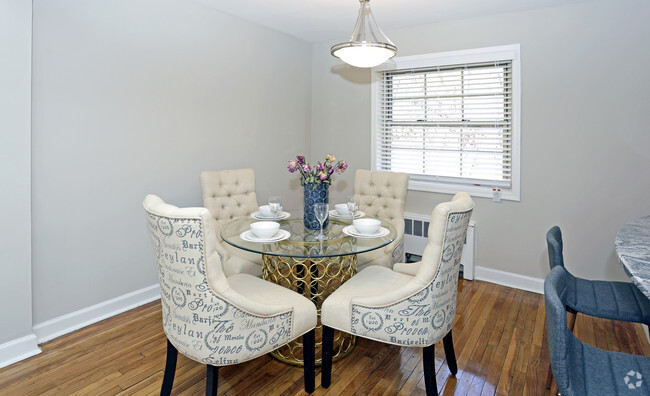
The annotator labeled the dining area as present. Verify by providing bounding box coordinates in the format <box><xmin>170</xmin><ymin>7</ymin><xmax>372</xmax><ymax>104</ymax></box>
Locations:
<box><xmin>142</xmin><ymin>154</ymin><xmax>458</xmax><ymax>394</ymax></box>
<box><xmin>3</xmin><ymin>1</ymin><xmax>650</xmax><ymax>395</ymax></box>
<box><xmin>140</xmin><ymin>151</ymin><xmax>650</xmax><ymax>395</ymax></box>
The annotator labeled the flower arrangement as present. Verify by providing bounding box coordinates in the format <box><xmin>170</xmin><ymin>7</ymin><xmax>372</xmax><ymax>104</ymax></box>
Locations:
<box><xmin>288</xmin><ymin>154</ymin><xmax>348</xmax><ymax>187</ymax></box>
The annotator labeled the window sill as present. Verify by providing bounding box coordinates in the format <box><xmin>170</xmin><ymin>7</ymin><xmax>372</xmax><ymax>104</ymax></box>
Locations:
<box><xmin>408</xmin><ymin>179</ymin><xmax>520</xmax><ymax>202</ymax></box>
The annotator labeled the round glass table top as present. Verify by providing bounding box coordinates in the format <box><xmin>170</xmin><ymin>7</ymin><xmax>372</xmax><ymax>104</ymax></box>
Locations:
<box><xmin>220</xmin><ymin>213</ymin><xmax>397</xmax><ymax>259</ymax></box>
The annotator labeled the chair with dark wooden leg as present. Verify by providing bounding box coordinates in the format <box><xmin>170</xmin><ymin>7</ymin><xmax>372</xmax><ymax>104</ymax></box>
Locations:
<box><xmin>544</xmin><ymin>226</ymin><xmax>650</xmax><ymax>392</ymax></box>
<box><xmin>143</xmin><ymin>195</ymin><xmax>317</xmax><ymax>395</ymax></box>
<box><xmin>320</xmin><ymin>192</ymin><xmax>474</xmax><ymax>395</ymax></box>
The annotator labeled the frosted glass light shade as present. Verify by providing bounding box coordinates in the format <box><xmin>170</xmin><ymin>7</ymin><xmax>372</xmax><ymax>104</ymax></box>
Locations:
<box><xmin>331</xmin><ymin>0</ymin><xmax>397</xmax><ymax>68</ymax></box>
<box><xmin>331</xmin><ymin>44</ymin><xmax>395</xmax><ymax>68</ymax></box>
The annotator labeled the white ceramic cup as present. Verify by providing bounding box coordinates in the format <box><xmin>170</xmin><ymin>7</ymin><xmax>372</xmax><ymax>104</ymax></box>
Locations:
<box><xmin>250</xmin><ymin>221</ymin><xmax>280</xmax><ymax>239</ymax></box>
<box><xmin>353</xmin><ymin>218</ymin><xmax>381</xmax><ymax>235</ymax></box>
<box><xmin>335</xmin><ymin>203</ymin><xmax>350</xmax><ymax>216</ymax></box>
<box><xmin>258</xmin><ymin>205</ymin><xmax>274</xmax><ymax>218</ymax></box>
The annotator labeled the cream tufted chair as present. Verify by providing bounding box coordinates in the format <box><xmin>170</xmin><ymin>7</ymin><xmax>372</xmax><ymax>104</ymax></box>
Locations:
<box><xmin>353</xmin><ymin>170</ymin><xmax>409</xmax><ymax>271</ymax></box>
<box><xmin>200</xmin><ymin>169</ymin><xmax>262</xmax><ymax>277</ymax></box>
<box><xmin>320</xmin><ymin>192</ymin><xmax>474</xmax><ymax>396</ymax></box>
<box><xmin>143</xmin><ymin>195</ymin><xmax>317</xmax><ymax>395</ymax></box>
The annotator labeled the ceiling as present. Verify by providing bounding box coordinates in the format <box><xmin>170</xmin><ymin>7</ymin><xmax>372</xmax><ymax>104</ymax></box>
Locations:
<box><xmin>194</xmin><ymin>0</ymin><xmax>590</xmax><ymax>42</ymax></box>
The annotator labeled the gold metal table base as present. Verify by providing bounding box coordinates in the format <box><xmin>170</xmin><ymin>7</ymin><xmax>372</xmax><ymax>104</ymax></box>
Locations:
<box><xmin>262</xmin><ymin>253</ymin><xmax>357</xmax><ymax>366</ymax></box>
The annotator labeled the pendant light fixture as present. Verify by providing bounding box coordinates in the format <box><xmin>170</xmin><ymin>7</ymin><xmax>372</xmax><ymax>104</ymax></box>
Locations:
<box><xmin>331</xmin><ymin>0</ymin><xmax>397</xmax><ymax>68</ymax></box>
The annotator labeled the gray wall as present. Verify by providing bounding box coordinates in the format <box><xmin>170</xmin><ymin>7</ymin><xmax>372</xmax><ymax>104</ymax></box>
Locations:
<box><xmin>0</xmin><ymin>0</ymin><xmax>33</xmax><ymax>344</ymax></box>
<box><xmin>30</xmin><ymin>0</ymin><xmax>312</xmax><ymax>323</ymax></box>
<box><xmin>4</xmin><ymin>0</ymin><xmax>649</xmax><ymax>350</ymax></box>
<box><xmin>312</xmin><ymin>0</ymin><xmax>650</xmax><ymax>282</ymax></box>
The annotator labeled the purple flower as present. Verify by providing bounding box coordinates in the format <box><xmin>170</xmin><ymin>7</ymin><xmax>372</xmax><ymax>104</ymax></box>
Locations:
<box><xmin>287</xmin><ymin>154</ymin><xmax>346</xmax><ymax>186</ymax></box>
<box><xmin>336</xmin><ymin>160</ymin><xmax>348</xmax><ymax>174</ymax></box>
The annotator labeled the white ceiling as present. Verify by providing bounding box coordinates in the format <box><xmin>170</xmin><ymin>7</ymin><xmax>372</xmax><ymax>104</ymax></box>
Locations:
<box><xmin>194</xmin><ymin>0</ymin><xmax>590</xmax><ymax>42</ymax></box>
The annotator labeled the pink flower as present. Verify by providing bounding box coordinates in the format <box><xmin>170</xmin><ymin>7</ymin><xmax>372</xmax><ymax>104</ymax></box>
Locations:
<box><xmin>287</xmin><ymin>160</ymin><xmax>299</xmax><ymax>173</ymax></box>
<box><xmin>302</xmin><ymin>164</ymin><xmax>311</xmax><ymax>173</ymax></box>
<box><xmin>325</xmin><ymin>154</ymin><xmax>336</xmax><ymax>163</ymax></box>
<box><xmin>316</xmin><ymin>162</ymin><xmax>325</xmax><ymax>171</ymax></box>
<box><xmin>318</xmin><ymin>172</ymin><xmax>328</xmax><ymax>181</ymax></box>
<box><xmin>296</xmin><ymin>155</ymin><xmax>306</xmax><ymax>164</ymax></box>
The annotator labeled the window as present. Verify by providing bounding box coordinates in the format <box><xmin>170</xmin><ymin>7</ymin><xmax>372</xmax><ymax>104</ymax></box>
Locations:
<box><xmin>372</xmin><ymin>45</ymin><xmax>520</xmax><ymax>201</ymax></box>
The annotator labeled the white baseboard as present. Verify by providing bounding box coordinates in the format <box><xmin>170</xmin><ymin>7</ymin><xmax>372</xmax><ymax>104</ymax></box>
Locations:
<box><xmin>474</xmin><ymin>266</ymin><xmax>544</xmax><ymax>294</ymax></box>
<box><xmin>33</xmin><ymin>284</ymin><xmax>160</xmax><ymax>344</ymax></box>
<box><xmin>0</xmin><ymin>334</ymin><xmax>41</xmax><ymax>369</ymax></box>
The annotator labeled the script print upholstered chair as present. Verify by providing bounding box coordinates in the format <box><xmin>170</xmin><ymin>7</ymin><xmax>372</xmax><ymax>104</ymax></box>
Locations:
<box><xmin>143</xmin><ymin>195</ymin><xmax>317</xmax><ymax>395</ymax></box>
<box><xmin>353</xmin><ymin>169</ymin><xmax>409</xmax><ymax>271</ymax></box>
<box><xmin>321</xmin><ymin>192</ymin><xmax>474</xmax><ymax>396</ymax></box>
<box><xmin>545</xmin><ymin>265</ymin><xmax>650</xmax><ymax>395</ymax></box>
<box><xmin>545</xmin><ymin>226</ymin><xmax>650</xmax><ymax>390</ymax></box>
<box><xmin>200</xmin><ymin>169</ymin><xmax>263</xmax><ymax>277</ymax></box>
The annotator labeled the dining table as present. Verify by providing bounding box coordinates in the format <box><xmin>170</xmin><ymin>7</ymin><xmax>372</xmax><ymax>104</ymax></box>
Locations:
<box><xmin>615</xmin><ymin>215</ymin><xmax>650</xmax><ymax>299</ymax></box>
<box><xmin>220</xmin><ymin>210</ymin><xmax>397</xmax><ymax>366</ymax></box>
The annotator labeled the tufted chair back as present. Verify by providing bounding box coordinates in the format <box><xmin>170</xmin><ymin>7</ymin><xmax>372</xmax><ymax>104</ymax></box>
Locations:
<box><xmin>143</xmin><ymin>195</ymin><xmax>295</xmax><ymax>366</ymax></box>
<box><xmin>354</xmin><ymin>169</ymin><xmax>409</xmax><ymax>268</ymax></box>
<box><xmin>200</xmin><ymin>169</ymin><xmax>259</xmax><ymax>232</ymax></box>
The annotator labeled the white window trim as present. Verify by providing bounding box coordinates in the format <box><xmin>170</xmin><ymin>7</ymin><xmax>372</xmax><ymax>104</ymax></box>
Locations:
<box><xmin>371</xmin><ymin>44</ymin><xmax>521</xmax><ymax>201</ymax></box>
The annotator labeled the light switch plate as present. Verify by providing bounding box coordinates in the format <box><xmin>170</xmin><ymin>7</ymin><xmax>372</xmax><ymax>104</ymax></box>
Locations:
<box><xmin>492</xmin><ymin>188</ymin><xmax>502</xmax><ymax>203</ymax></box>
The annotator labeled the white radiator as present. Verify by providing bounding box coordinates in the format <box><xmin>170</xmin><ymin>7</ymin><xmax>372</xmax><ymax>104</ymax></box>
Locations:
<box><xmin>403</xmin><ymin>212</ymin><xmax>476</xmax><ymax>280</ymax></box>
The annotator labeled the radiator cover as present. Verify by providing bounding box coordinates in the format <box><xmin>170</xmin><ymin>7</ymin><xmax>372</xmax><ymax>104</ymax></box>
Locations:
<box><xmin>403</xmin><ymin>212</ymin><xmax>476</xmax><ymax>280</ymax></box>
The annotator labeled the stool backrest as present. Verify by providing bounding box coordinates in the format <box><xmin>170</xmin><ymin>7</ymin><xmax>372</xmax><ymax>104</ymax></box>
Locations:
<box><xmin>547</xmin><ymin>226</ymin><xmax>564</xmax><ymax>269</ymax></box>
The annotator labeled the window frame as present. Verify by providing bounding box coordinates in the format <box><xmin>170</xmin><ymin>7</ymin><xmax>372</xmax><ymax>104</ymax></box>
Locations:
<box><xmin>371</xmin><ymin>44</ymin><xmax>521</xmax><ymax>201</ymax></box>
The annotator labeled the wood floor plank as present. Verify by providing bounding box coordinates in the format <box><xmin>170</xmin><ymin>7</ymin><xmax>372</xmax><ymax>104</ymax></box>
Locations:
<box><xmin>2</xmin><ymin>280</ymin><xmax>649</xmax><ymax>396</ymax></box>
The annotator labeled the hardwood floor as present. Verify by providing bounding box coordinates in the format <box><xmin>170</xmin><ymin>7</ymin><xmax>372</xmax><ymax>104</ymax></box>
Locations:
<box><xmin>1</xmin><ymin>279</ymin><xmax>649</xmax><ymax>395</ymax></box>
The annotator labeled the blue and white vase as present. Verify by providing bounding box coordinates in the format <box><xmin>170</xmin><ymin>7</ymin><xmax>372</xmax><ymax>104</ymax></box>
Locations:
<box><xmin>303</xmin><ymin>182</ymin><xmax>329</xmax><ymax>230</ymax></box>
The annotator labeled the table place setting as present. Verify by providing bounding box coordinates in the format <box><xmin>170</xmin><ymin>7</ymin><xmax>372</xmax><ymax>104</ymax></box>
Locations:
<box><xmin>250</xmin><ymin>210</ymin><xmax>291</xmax><ymax>220</ymax></box>
<box><xmin>240</xmin><ymin>221</ymin><xmax>290</xmax><ymax>242</ymax></box>
<box><xmin>342</xmin><ymin>218</ymin><xmax>390</xmax><ymax>238</ymax></box>
<box><xmin>329</xmin><ymin>195</ymin><xmax>364</xmax><ymax>220</ymax></box>
<box><xmin>329</xmin><ymin>207</ymin><xmax>365</xmax><ymax>219</ymax></box>
<box><xmin>251</xmin><ymin>197</ymin><xmax>291</xmax><ymax>220</ymax></box>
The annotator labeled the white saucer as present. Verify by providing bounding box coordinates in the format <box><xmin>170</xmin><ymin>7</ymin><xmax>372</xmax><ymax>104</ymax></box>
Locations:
<box><xmin>240</xmin><ymin>229</ymin><xmax>290</xmax><ymax>242</ymax></box>
<box><xmin>342</xmin><ymin>225</ymin><xmax>390</xmax><ymax>238</ymax></box>
<box><xmin>250</xmin><ymin>211</ymin><xmax>291</xmax><ymax>220</ymax></box>
<box><xmin>329</xmin><ymin>210</ymin><xmax>365</xmax><ymax>219</ymax></box>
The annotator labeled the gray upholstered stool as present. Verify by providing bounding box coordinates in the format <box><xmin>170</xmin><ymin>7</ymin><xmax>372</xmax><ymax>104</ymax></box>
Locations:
<box><xmin>545</xmin><ymin>226</ymin><xmax>650</xmax><ymax>391</ymax></box>
<box><xmin>545</xmin><ymin>266</ymin><xmax>650</xmax><ymax>395</ymax></box>
<box><xmin>547</xmin><ymin>226</ymin><xmax>650</xmax><ymax>323</ymax></box>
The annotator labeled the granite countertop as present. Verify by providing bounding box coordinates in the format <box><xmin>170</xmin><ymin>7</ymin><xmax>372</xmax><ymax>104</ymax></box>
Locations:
<box><xmin>615</xmin><ymin>215</ymin><xmax>650</xmax><ymax>299</ymax></box>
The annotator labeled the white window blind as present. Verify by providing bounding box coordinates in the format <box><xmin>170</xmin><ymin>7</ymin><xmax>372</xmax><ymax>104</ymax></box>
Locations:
<box><xmin>378</xmin><ymin>61</ymin><xmax>512</xmax><ymax>187</ymax></box>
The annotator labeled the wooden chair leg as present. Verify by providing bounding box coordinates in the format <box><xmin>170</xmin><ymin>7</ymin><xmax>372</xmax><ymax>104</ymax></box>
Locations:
<box><xmin>546</xmin><ymin>311</ymin><xmax>577</xmax><ymax>390</ymax></box>
<box><xmin>567</xmin><ymin>310</ymin><xmax>577</xmax><ymax>333</ymax></box>
<box><xmin>543</xmin><ymin>325</ymin><xmax>554</xmax><ymax>391</ymax></box>
<box><xmin>442</xmin><ymin>331</ymin><xmax>457</xmax><ymax>375</ymax></box>
<box><xmin>206</xmin><ymin>365</ymin><xmax>219</xmax><ymax>396</ymax></box>
<box><xmin>160</xmin><ymin>339</ymin><xmax>177</xmax><ymax>396</ymax></box>
<box><xmin>321</xmin><ymin>326</ymin><xmax>334</xmax><ymax>388</ymax></box>
<box><xmin>423</xmin><ymin>344</ymin><xmax>438</xmax><ymax>396</ymax></box>
<box><xmin>303</xmin><ymin>329</ymin><xmax>315</xmax><ymax>393</ymax></box>
<box><xmin>545</xmin><ymin>365</ymin><xmax>554</xmax><ymax>391</ymax></box>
